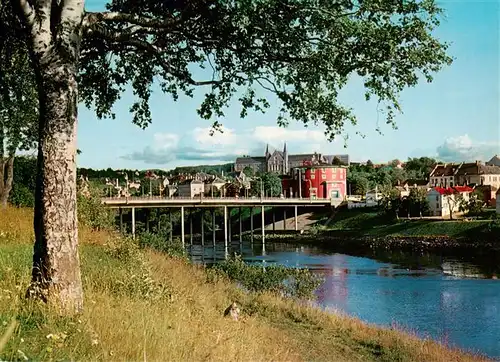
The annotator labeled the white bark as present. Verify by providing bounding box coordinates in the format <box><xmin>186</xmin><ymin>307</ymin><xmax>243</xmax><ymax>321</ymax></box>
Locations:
<box><xmin>0</xmin><ymin>156</ymin><xmax>14</xmax><ymax>207</ymax></box>
<box><xmin>19</xmin><ymin>0</ymin><xmax>85</xmax><ymax>314</ymax></box>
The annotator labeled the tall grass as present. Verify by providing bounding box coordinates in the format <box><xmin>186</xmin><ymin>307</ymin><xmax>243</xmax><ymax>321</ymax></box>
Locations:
<box><xmin>0</xmin><ymin>207</ymin><xmax>490</xmax><ymax>361</ymax></box>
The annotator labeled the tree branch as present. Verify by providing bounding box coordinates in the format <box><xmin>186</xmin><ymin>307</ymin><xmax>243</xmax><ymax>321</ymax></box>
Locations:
<box><xmin>17</xmin><ymin>0</ymin><xmax>35</xmax><ymax>27</ymax></box>
<box><xmin>83</xmin><ymin>11</ymin><xmax>186</xmax><ymax>31</ymax></box>
<box><xmin>104</xmin><ymin>35</ymin><xmax>223</xmax><ymax>86</ymax></box>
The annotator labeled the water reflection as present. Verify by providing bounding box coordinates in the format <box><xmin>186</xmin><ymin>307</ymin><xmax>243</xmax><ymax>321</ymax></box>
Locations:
<box><xmin>187</xmin><ymin>240</ymin><xmax>500</xmax><ymax>359</ymax></box>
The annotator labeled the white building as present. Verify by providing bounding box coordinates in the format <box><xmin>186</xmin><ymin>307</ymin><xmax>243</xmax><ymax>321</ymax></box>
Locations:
<box><xmin>365</xmin><ymin>187</ymin><xmax>382</xmax><ymax>207</ymax></box>
<box><xmin>427</xmin><ymin>186</ymin><xmax>473</xmax><ymax>217</ymax></box>
<box><xmin>178</xmin><ymin>179</ymin><xmax>204</xmax><ymax>197</ymax></box>
<box><xmin>429</xmin><ymin>164</ymin><xmax>460</xmax><ymax>188</ymax></box>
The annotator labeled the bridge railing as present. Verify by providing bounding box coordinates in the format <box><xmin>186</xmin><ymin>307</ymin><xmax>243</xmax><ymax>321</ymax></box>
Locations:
<box><xmin>101</xmin><ymin>196</ymin><xmax>341</xmax><ymax>202</ymax></box>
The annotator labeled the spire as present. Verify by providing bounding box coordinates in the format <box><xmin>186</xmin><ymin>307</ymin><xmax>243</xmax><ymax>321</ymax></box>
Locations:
<box><xmin>283</xmin><ymin>142</ymin><xmax>287</xmax><ymax>154</ymax></box>
<box><xmin>265</xmin><ymin>143</ymin><xmax>269</xmax><ymax>157</ymax></box>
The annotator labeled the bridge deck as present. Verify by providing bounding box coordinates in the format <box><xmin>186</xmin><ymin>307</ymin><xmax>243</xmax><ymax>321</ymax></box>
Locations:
<box><xmin>101</xmin><ymin>196</ymin><xmax>342</xmax><ymax>208</ymax></box>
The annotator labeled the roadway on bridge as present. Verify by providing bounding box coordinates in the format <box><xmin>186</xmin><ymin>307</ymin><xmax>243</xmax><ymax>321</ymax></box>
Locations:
<box><xmin>101</xmin><ymin>196</ymin><xmax>343</xmax><ymax>208</ymax></box>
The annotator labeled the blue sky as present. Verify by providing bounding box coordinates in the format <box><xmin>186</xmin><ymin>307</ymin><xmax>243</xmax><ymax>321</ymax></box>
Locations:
<box><xmin>78</xmin><ymin>0</ymin><xmax>500</xmax><ymax>170</ymax></box>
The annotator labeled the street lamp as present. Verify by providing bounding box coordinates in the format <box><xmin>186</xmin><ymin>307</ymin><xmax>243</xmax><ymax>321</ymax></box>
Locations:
<box><xmin>254</xmin><ymin>177</ymin><xmax>264</xmax><ymax>199</ymax></box>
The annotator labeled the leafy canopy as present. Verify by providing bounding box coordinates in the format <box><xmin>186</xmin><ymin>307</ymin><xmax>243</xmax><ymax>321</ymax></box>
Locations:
<box><xmin>81</xmin><ymin>0</ymin><xmax>451</xmax><ymax>139</ymax></box>
<box><xmin>0</xmin><ymin>1</ymin><xmax>38</xmax><ymax>156</ymax></box>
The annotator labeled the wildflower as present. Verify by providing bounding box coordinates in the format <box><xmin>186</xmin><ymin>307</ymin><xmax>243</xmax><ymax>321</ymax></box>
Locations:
<box><xmin>91</xmin><ymin>339</ymin><xmax>99</xmax><ymax>346</ymax></box>
<box><xmin>17</xmin><ymin>350</ymin><xmax>29</xmax><ymax>361</ymax></box>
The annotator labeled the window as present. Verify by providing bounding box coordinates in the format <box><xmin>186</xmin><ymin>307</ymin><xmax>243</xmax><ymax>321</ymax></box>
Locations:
<box><xmin>310</xmin><ymin>173</ymin><xmax>315</xmax><ymax>179</ymax></box>
<box><xmin>435</xmin><ymin>196</ymin><xmax>439</xmax><ymax>202</ymax></box>
<box><xmin>322</xmin><ymin>173</ymin><xmax>326</xmax><ymax>180</ymax></box>
<box><xmin>332</xmin><ymin>173</ymin><xmax>336</xmax><ymax>179</ymax></box>
<box><xmin>450</xmin><ymin>182</ymin><xmax>453</xmax><ymax>187</ymax></box>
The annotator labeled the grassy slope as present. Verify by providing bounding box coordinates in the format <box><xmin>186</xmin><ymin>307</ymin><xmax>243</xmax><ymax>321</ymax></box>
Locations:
<box><xmin>0</xmin><ymin>207</ymin><xmax>488</xmax><ymax>361</ymax></box>
<box><xmin>324</xmin><ymin>209</ymin><xmax>498</xmax><ymax>238</ymax></box>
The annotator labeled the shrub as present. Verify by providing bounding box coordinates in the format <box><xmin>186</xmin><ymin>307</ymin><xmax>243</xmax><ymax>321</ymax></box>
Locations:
<box><xmin>77</xmin><ymin>185</ymin><xmax>115</xmax><ymax>230</ymax></box>
<box><xmin>102</xmin><ymin>235</ymin><xmax>171</xmax><ymax>301</ymax></box>
<box><xmin>213</xmin><ymin>255</ymin><xmax>322</xmax><ymax>300</ymax></box>
<box><xmin>138</xmin><ymin>231</ymin><xmax>185</xmax><ymax>258</ymax></box>
<box><xmin>8</xmin><ymin>183</ymin><xmax>35</xmax><ymax>208</ymax></box>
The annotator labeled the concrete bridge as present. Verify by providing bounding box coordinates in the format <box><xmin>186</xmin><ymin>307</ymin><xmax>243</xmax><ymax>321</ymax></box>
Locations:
<box><xmin>101</xmin><ymin>196</ymin><xmax>343</xmax><ymax>247</ymax></box>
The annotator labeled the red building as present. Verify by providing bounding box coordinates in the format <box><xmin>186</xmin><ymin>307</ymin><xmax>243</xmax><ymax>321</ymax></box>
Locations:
<box><xmin>281</xmin><ymin>165</ymin><xmax>347</xmax><ymax>199</ymax></box>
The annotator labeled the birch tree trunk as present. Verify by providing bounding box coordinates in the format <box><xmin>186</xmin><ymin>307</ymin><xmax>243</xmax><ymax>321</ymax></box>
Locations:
<box><xmin>0</xmin><ymin>124</ymin><xmax>14</xmax><ymax>207</ymax></box>
<box><xmin>19</xmin><ymin>0</ymin><xmax>85</xmax><ymax>314</ymax></box>
<box><xmin>0</xmin><ymin>156</ymin><xmax>14</xmax><ymax>207</ymax></box>
<box><xmin>29</xmin><ymin>57</ymin><xmax>83</xmax><ymax>314</ymax></box>
<box><xmin>28</xmin><ymin>55</ymin><xmax>83</xmax><ymax>314</ymax></box>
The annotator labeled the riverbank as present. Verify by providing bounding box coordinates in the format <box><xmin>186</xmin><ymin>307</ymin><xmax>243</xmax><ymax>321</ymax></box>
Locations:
<box><xmin>0</xmin><ymin>208</ymin><xmax>488</xmax><ymax>361</ymax></box>
<box><xmin>322</xmin><ymin>209</ymin><xmax>499</xmax><ymax>237</ymax></box>
<box><xmin>266</xmin><ymin>208</ymin><xmax>500</xmax><ymax>253</ymax></box>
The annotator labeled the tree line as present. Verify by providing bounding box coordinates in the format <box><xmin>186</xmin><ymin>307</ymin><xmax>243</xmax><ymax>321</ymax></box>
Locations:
<box><xmin>347</xmin><ymin>157</ymin><xmax>437</xmax><ymax>196</ymax></box>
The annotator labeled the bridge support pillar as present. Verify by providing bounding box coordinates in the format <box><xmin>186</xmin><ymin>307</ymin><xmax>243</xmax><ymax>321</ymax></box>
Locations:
<box><xmin>294</xmin><ymin>205</ymin><xmax>298</xmax><ymax>231</ymax></box>
<box><xmin>119</xmin><ymin>208</ymin><xmax>123</xmax><ymax>234</ymax></box>
<box><xmin>272</xmin><ymin>210</ymin><xmax>275</xmax><ymax>231</ymax></box>
<box><xmin>189</xmin><ymin>208</ymin><xmax>193</xmax><ymax>246</ymax></box>
<box><xmin>181</xmin><ymin>206</ymin><xmax>185</xmax><ymax>248</ymax></box>
<box><xmin>201</xmin><ymin>209</ymin><xmax>205</xmax><ymax>246</ymax></box>
<box><xmin>250</xmin><ymin>207</ymin><xmax>254</xmax><ymax>243</ymax></box>
<box><xmin>131</xmin><ymin>207</ymin><xmax>136</xmax><ymax>239</ymax></box>
<box><xmin>169</xmin><ymin>209</ymin><xmax>172</xmax><ymax>242</ymax></box>
<box><xmin>261</xmin><ymin>205</ymin><xmax>265</xmax><ymax>242</ymax></box>
<box><xmin>223</xmin><ymin>206</ymin><xmax>228</xmax><ymax>248</ymax></box>
<box><xmin>228</xmin><ymin>207</ymin><xmax>231</xmax><ymax>244</ymax></box>
<box><xmin>239</xmin><ymin>207</ymin><xmax>242</xmax><ymax>243</ymax></box>
<box><xmin>283</xmin><ymin>208</ymin><xmax>287</xmax><ymax>231</ymax></box>
<box><xmin>212</xmin><ymin>209</ymin><xmax>216</xmax><ymax>246</ymax></box>
<box><xmin>146</xmin><ymin>209</ymin><xmax>150</xmax><ymax>233</ymax></box>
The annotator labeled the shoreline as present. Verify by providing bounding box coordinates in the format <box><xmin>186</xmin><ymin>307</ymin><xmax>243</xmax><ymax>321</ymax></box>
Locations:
<box><xmin>247</xmin><ymin>230</ymin><xmax>500</xmax><ymax>253</ymax></box>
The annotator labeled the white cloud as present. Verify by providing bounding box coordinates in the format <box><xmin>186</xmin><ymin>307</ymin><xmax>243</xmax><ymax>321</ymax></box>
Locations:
<box><xmin>252</xmin><ymin>126</ymin><xmax>325</xmax><ymax>144</ymax></box>
<box><xmin>436</xmin><ymin>134</ymin><xmax>499</xmax><ymax>162</ymax></box>
<box><xmin>123</xmin><ymin>125</ymin><xmax>340</xmax><ymax>165</ymax></box>
<box><xmin>192</xmin><ymin>126</ymin><xmax>238</xmax><ymax>146</ymax></box>
<box><xmin>153</xmin><ymin>133</ymin><xmax>179</xmax><ymax>149</ymax></box>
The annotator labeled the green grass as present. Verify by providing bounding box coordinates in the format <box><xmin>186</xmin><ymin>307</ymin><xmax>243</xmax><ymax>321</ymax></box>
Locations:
<box><xmin>325</xmin><ymin>209</ymin><xmax>499</xmax><ymax>238</ymax></box>
<box><xmin>0</xmin><ymin>207</ymin><xmax>489</xmax><ymax>361</ymax></box>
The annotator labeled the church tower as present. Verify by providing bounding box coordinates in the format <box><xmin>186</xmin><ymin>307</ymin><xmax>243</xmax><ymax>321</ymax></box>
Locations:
<box><xmin>283</xmin><ymin>142</ymin><xmax>289</xmax><ymax>174</ymax></box>
<box><xmin>265</xmin><ymin>144</ymin><xmax>271</xmax><ymax>172</ymax></box>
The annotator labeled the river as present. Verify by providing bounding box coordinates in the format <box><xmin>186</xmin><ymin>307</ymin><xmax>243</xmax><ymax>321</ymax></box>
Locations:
<box><xmin>188</xmin><ymin>241</ymin><xmax>500</xmax><ymax>359</ymax></box>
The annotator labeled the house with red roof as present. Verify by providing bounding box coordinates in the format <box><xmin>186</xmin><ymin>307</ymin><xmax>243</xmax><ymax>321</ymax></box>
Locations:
<box><xmin>427</xmin><ymin>186</ymin><xmax>474</xmax><ymax>217</ymax></box>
